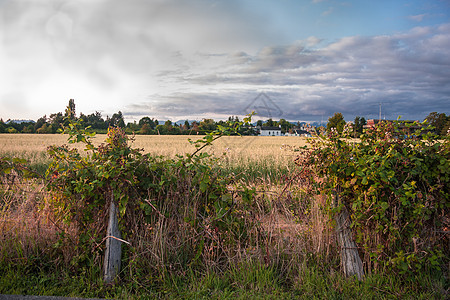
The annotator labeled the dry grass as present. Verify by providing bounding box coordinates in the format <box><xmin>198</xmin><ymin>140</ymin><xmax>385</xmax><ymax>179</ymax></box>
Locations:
<box><xmin>0</xmin><ymin>133</ymin><xmax>324</xmax><ymax>274</ymax></box>
<box><xmin>0</xmin><ymin>178</ymin><xmax>63</xmax><ymax>261</ymax></box>
<box><xmin>0</xmin><ymin>134</ymin><xmax>308</xmax><ymax>172</ymax></box>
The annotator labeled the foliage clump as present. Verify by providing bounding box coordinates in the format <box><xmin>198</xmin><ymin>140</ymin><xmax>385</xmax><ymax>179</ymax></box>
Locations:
<box><xmin>297</xmin><ymin>119</ymin><xmax>449</xmax><ymax>274</ymax></box>
<box><xmin>43</xmin><ymin>116</ymin><xmax>256</xmax><ymax>275</ymax></box>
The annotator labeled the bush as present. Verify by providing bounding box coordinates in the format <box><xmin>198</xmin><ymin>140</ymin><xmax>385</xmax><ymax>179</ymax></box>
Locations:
<box><xmin>296</xmin><ymin>119</ymin><xmax>449</xmax><ymax>273</ymax></box>
<box><xmin>44</xmin><ymin>117</ymin><xmax>255</xmax><ymax>274</ymax></box>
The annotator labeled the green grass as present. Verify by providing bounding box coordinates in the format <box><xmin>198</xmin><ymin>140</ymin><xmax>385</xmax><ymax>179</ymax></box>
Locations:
<box><xmin>0</xmin><ymin>151</ymin><xmax>50</xmax><ymax>176</ymax></box>
<box><xmin>1</xmin><ymin>259</ymin><xmax>447</xmax><ymax>299</ymax></box>
<box><xmin>215</xmin><ymin>155</ymin><xmax>296</xmax><ymax>184</ymax></box>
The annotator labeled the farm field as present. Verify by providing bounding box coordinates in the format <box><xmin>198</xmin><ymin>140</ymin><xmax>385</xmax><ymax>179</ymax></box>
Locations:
<box><xmin>0</xmin><ymin>133</ymin><xmax>308</xmax><ymax>158</ymax></box>
<box><xmin>0</xmin><ymin>134</ymin><xmax>308</xmax><ymax>182</ymax></box>
<box><xmin>0</xmin><ymin>130</ymin><xmax>447</xmax><ymax>299</ymax></box>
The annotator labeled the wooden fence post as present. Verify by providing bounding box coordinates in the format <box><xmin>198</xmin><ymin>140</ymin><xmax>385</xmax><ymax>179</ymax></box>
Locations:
<box><xmin>334</xmin><ymin>191</ymin><xmax>364</xmax><ymax>281</ymax></box>
<box><xmin>103</xmin><ymin>192</ymin><xmax>122</xmax><ymax>284</ymax></box>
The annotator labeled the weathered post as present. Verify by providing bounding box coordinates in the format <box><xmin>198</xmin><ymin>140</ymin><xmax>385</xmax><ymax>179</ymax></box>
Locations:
<box><xmin>103</xmin><ymin>192</ymin><xmax>122</xmax><ymax>284</ymax></box>
<box><xmin>334</xmin><ymin>191</ymin><xmax>364</xmax><ymax>280</ymax></box>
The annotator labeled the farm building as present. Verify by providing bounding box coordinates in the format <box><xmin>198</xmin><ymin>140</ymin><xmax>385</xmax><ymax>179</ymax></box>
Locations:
<box><xmin>363</xmin><ymin>119</ymin><xmax>426</xmax><ymax>137</ymax></box>
<box><xmin>257</xmin><ymin>126</ymin><xmax>282</xmax><ymax>136</ymax></box>
<box><xmin>285</xmin><ymin>129</ymin><xmax>311</xmax><ymax>137</ymax></box>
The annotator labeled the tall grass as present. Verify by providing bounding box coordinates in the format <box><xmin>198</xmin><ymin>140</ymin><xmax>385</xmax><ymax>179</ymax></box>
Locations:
<box><xmin>0</xmin><ymin>134</ymin><xmax>447</xmax><ymax>298</ymax></box>
<box><xmin>0</xmin><ymin>134</ymin><xmax>302</xmax><ymax>182</ymax></box>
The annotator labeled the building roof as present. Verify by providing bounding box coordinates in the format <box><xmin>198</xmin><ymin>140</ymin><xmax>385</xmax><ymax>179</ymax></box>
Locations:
<box><xmin>291</xmin><ymin>129</ymin><xmax>309</xmax><ymax>134</ymax></box>
<box><xmin>259</xmin><ymin>126</ymin><xmax>281</xmax><ymax>130</ymax></box>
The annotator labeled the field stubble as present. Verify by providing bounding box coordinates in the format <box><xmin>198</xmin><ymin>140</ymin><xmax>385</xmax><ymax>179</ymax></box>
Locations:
<box><xmin>0</xmin><ymin>133</ymin><xmax>307</xmax><ymax>158</ymax></box>
<box><xmin>0</xmin><ymin>134</ymin><xmax>308</xmax><ymax>183</ymax></box>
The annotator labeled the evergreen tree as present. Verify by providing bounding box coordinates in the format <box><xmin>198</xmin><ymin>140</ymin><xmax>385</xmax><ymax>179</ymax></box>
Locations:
<box><xmin>65</xmin><ymin>99</ymin><xmax>76</xmax><ymax>120</ymax></box>
<box><xmin>353</xmin><ymin>116</ymin><xmax>366</xmax><ymax>137</ymax></box>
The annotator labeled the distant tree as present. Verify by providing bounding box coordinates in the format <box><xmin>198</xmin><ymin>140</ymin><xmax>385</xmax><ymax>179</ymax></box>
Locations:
<box><xmin>170</xmin><ymin>126</ymin><xmax>181</xmax><ymax>135</ymax></box>
<box><xmin>7</xmin><ymin>127</ymin><xmax>18</xmax><ymax>133</ymax></box>
<box><xmin>442</xmin><ymin>120</ymin><xmax>450</xmax><ymax>136</ymax></box>
<box><xmin>263</xmin><ymin>119</ymin><xmax>275</xmax><ymax>127</ymax></box>
<box><xmin>327</xmin><ymin>112</ymin><xmax>346</xmax><ymax>134</ymax></box>
<box><xmin>184</xmin><ymin>120</ymin><xmax>190</xmax><ymax>129</ymax></box>
<box><xmin>49</xmin><ymin>112</ymin><xmax>64</xmax><ymax>133</ymax></box>
<box><xmin>353</xmin><ymin>116</ymin><xmax>366</xmax><ymax>137</ymax></box>
<box><xmin>199</xmin><ymin>119</ymin><xmax>215</xmax><ymax>132</ymax></box>
<box><xmin>108</xmin><ymin>111</ymin><xmax>125</xmax><ymax>128</ymax></box>
<box><xmin>140</xmin><ymin>123</ymin><xmax>152</xmax><ymax>135</ymax></box>
<box><xmin>162</xmin><ymin>120</ymin><xmax>173</xmax><ymax>133</ymax></box>
<box><xmin>139</xmin><ymin>117</ymin><xmax>157</xmax><ymax>129</ymax></box>
<box><xmin>126</xmin><ymin>121</ymin><xmax>140</xmax><ymax>132</ymax></box>
<box><xmin>22</xmin><ymin>124</ymin><xmax>34</xmax><ymax>133</ymax></box>
<box><xmin>155</xmin><ymin>124</ymin><xmax>168</xmax><ymax>135</ymax></box>
<box><xmin>0</xmin><ymin>119</ymin><xmax>5</xmax><ymax>133</ymax></box>
<box><xmin>191</xmin><ymin>121</ymin><xmax>200</xmax><ymax>133</ymax></box>
<box><xmin>86</xmin><ymin>111</ymin><xmax>106</xmax><ymax>129</ymax></box>
<box><xmin>256</xmin><ymin>120</ymin><xmax>263</xmax><ymax>127</ymax></box>
<box><xmin>228</xmin><ymin>116</ymin><xmax>240</xmax><ymax>123</ymax></box>
<box><xmin>278</xmin><ymin>118</ymin><xmax>292</xmax><ymax>133</ymax></box>
<box><xmin>5</xmin><ymin>121</ymin><xmax>22</xmax><ymax>132</ymax></box>
<box><xmin>425</xmin><ymin>112</ymin><xmax>449</xmax><ymax>137</ymax></box>
<box><xmin>65</xmin><ymin>99</ymin><xmax>76</xmax><ymax>120</ymax></box>
<box><xmin>36</xmin><ymin>123</ymin><xmax>53</xmax><ymax>134</ymax></box>
<box><xmin>34</xmin><ymin>116</ymin><xmax>47</xmax><ymax>132</ymax></box>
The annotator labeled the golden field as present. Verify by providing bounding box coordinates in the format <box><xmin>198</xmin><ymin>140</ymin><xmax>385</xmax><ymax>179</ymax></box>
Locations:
<box><xmin>0</xmin><ymin>134</ymin><xmax>308</xmax><ymax>170</ymax></box>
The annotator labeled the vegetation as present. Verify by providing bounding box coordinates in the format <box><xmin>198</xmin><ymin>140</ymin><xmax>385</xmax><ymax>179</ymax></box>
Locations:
<box><xmin>426</xmin><ymin>112</ymin><xmax>450</xmax><ymax>137</ymax></box>
<box><xmin>0</xmin><ymin>134</ymin><xmax>302</xmax><ymax>184</ymax></box>
<box><xmin>297</xmin><ymin>119</ymin><xmax>449</xmax><ymax>274</ymax></box>
<box><xmin>353</xmin><ymin>116</ymin><xmax>366</xmax><ymax>137</ymax></box>
<box><xmin>0</xmin><ymin>99</ymin><xmax>304</xmax><ymax>136</ymax></box>
<box><xmin>0</xmin><ymin>111</ymin><xmax>448</xmax><ymax>299</ymax></box>
<box><xmin>326</xmin><ymin>112</ymin><xmax>346</xmax><ymax>134</ymax></box>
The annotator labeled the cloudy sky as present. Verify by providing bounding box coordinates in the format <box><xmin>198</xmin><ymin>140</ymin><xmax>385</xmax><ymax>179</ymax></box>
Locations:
<box><xmin>1</xmin><ymin>0</ymin><xmax>449</xmax><ymax>123</ymax></box>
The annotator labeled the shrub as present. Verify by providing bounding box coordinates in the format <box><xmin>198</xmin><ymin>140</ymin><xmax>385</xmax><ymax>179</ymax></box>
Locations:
<box><xmin>44</xmin><ymin>116</ymin><xmax>256</xmax><ymax>274</ymax></box>
<box><xmin>296</xmin><ymin>119</ymin><xmax>449</xmax><ymax>274</ymax></box>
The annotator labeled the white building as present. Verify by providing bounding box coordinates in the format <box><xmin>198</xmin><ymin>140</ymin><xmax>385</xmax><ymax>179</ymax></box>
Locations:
<box><xmin>258</xmin><ymin>126</ymin><xmax>282</xmax><ymax>136</ymax></box>
<box><xmin>285</xmin><ymin>129</ymin><xmax>312</xmax><ymax>137</ymax></box>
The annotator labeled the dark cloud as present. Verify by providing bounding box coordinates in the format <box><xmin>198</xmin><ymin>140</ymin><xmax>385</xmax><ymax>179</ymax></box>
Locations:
<box><xmin>130</xmin><ymin>23</ymin><xmax>449</xmax><ymax>122</ymax></box>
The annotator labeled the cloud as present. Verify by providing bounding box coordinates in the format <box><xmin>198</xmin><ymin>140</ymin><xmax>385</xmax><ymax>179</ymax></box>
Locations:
<box><xmin>322</xmin><ymin>7</ymin><xmax>334</xmax><ymax>16</ymax></box>
<box><xmin>0</xmin><ymin>0</ymin><xmax>276</xmax><ymax>119</ymax></box>
<box><xmin>124</xmin><ymin>24</ymin><xmax>450</xmax><ymax>122</ymax></box>
<box><xmin>408</xmin><ymin>14</ymin><xmax>427</xmax><ymax>22</ymax></box>
<box><xmin>0</xmin><ymin>1</ymin><xmax>449</xmax><ymax>123</ymax></box>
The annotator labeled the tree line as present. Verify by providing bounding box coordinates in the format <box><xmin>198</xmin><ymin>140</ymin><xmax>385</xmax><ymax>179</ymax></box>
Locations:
<box><xmin>0</xmin><ymin>100</ymin><xmax>298</xmax><ymax>135</ymax></box>
<box><xmin>326</xmin><ymin>112</ymin><xmax>449</xmax><ymax>137</ymax></box>
<box><xmin>0</xmin><ymin>99</ymin><xmax>448</xmax><ymax>137</ymax></box>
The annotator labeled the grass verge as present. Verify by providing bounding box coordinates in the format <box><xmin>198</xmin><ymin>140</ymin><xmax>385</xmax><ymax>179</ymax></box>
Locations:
<box><xmin>1</xmin><ymin>259</ymin><xmax>447</xmax><ymax>299</ymax></box>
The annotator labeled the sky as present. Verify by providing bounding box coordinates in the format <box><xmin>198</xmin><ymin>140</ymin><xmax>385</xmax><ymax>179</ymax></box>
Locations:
<box><xmin>1</xmin><ymin>0</ymin><xmax>449</xmax><ymax>123</ymax></box>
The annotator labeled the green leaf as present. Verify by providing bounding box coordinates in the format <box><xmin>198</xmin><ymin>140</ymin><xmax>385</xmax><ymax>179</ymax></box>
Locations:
<box><xmin>362</xmin><ymin>177</ymin><xmax>368</xmax><ymax>185</ymax></box>
<box><xmin>200</xmin><ymin>181</ymin><xmax>208</xmax><ymax>193</ymax></box>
